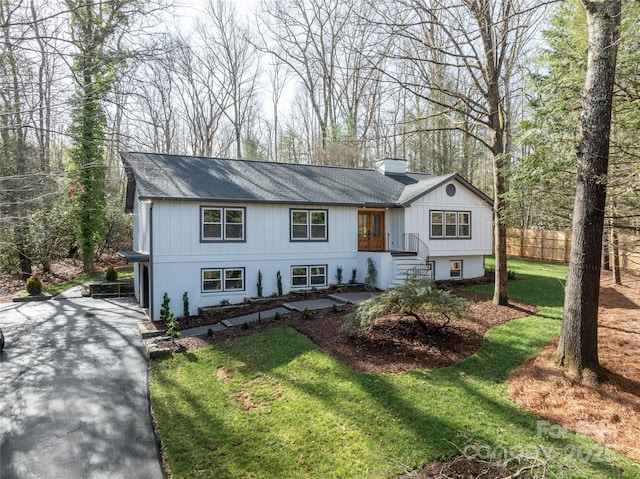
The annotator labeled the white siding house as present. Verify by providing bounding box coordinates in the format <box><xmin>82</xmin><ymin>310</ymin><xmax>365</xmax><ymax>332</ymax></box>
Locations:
<box><xmin>120</xmin><ymin>153</ymin><xmax>493</xmax><ymax>320</ymax></box>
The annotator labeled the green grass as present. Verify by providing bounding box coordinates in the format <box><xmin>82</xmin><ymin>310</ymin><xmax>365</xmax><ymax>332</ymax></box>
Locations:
<box><xmin>149</xmin><ymin>258</ymin><xmax>638</xmax><ymax>478</ymax></box>
<box><xmin>42</xmin><ymin>267</ymin><xmax>133</xmax><ymax>295</ymax></box>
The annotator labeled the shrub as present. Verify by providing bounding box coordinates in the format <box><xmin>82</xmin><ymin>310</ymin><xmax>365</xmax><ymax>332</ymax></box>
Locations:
<box><xmin>342</xmin><ymin>271</ymin><xmax>468</xmax><ymax>335</ymax></box>
<box><xmin>364</xmin><ymin>258</ymin><xmax>377</xmax><ymax>291</ymax></box>
<box><xmin>207</xmin><ymin>328</ymin><xmax>214</xmax><ymax>337</ymax></box>
<box><xmin>276</xmin><ymin>271</ymin><xmax>283</xmax><ymax>296</ymax></box>
<box><xmin>26</xmin><ymin>276</ymin><xmax>43</xmax><ymax>296</ymax></box>
<box><xmin>165</xmin><ymin>313</ymin><xmax>181</xmax><ymax>339</ymax></box>
<box><xmin>274</xmin><ymin>311</ymin><xmax>281</xmax><ymax>321</ymax></box>
<box><xmin>183</xmin><ymin>291</ymin><xmax>190</xmax><ymax>319</ymax></box>
<box><xmin>350</xmin><ymin>268</ymin><xmax>357</xmax><ymax>284</ymax></box>
<box><xmin>105</xmin><ymin>265</ymin><xmax>118</xmax><ymax>282</ymax></box>
<box><xmin>257</xmin><ymin>270</ymin><xmax>263</xmax><ymax>298</ymax></box>
<box><xmin>301</xmin><ymin>307</ymin><xmax>311</xmax><ymax>320</ymax></box>
<box><xmin>335</xmin><ymin>266</ymin><xmax>343</xmax><ymax>285</ymax></box>
<box><xmin>331</xmin><ymin>303</ymin><xmax>339</xmax><ymax>313</ymax></box>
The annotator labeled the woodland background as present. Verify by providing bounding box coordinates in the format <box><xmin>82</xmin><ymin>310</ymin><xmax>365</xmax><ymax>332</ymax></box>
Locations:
<box><xmin>0</xmin><ymin>0</ymin><xmax>638</xmax><ymax>278</ymax></box>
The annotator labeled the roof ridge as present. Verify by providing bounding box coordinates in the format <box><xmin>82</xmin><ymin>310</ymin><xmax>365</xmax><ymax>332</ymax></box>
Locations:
<box><xmin>126</xmin><ymin>151</ymin><xmax>379</xmax><ymax>173</ymax></box>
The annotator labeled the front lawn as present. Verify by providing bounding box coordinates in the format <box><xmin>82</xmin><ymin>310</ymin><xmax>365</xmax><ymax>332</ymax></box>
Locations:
<box><xmin>43</xmin><ymin>267</ymin><xmax>133</xmax><ymax>296</ymax></box>
<box><xmin>149</xmin><ymin>258</ymin><xmax>637</xmax><ymax>478</ymax></box>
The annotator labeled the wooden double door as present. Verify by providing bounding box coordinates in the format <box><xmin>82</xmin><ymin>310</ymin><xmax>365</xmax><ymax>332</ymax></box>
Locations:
<box><xmin>358</xmin><ymin>210</ymin><xmax>385</xmax><ymax>251</ymax></box>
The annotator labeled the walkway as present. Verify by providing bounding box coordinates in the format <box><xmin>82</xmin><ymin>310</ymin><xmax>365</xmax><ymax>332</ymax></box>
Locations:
<box><xmin>0</xmin><ymin>296</ymin><xmax>164</xmax><ymax>479</ymax></box>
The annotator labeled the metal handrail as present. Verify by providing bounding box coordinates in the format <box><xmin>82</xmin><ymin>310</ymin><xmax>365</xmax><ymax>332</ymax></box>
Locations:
<box><xmin>403</xmin><ymin>233</ymin><xmax>430</xmax><ymax>263</ymax></box>
<box><xmin>400</xmin><ymin>233</ymin><xmax>432</xmax><ymax>279</ymax></box>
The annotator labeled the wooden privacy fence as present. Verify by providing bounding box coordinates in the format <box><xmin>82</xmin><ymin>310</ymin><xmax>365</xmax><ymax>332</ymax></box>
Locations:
<box><xmin>506</xmin><ymin>228</ymin><xmax>640</xmax><ymax>274</ymax></box>
<box><xmin>506</xmin><ymin>228</ymin><xmax>572</xmax><ymax>263</ymax></box>
<box><xmin>617</xmin><ymin>233</ymin><xmax>640</xmax><ymax>275</ymax></box>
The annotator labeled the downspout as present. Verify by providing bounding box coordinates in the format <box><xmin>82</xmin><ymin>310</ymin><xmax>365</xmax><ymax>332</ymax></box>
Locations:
<box><xmin>149</xmin><ymin>201</ymin><xmax>154</xmax><ymax>321</ymax></box>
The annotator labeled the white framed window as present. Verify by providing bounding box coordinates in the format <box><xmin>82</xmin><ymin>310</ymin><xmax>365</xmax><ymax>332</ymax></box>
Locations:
<box><xmin>291</xmin><ymin>265</ymin><xmax>327</xmax><ymax>288</ymax></box>
<box><xmin>201</xmin><ymin>206</ymin><xmax>245</xmax><ymax>242</ymax></box>
<box><xmin>202</xmin><ymin>269</ymin><xmax>222</xmax><ymax>291</ymax></box>
<box><xmin>224</xmin><ymin>269</ymin><xmax>244</xmax><ymax>290</ymax></box>
<box><xmin>430</xmin><ymin>210</ymin><xmax>471</xmax><ymax>239</ymax></box>
<box><xmin>431</xmin><ymin>211</ymin><xmax>443</xmax><ymax>237</ymax></box>
<box><xmin>458</xmin><ymin>212</ymin><xmax>470</xmax><ymax>237</ymax></box>
<box><xmin>290</xmin><ymin>209</ymin><xmax>327</xmax><ymax>241</ymax></box>
<box><xmin>449</xmin><ymin>260</ymin><xmax>462</xmax><ymax>279</ymax></box>
<box><xmin>292</xmin><ymin>266</ymin><xmax>308</xmax><ymax>287</ymax></box>
<box><xmin>202</xmin><ymin>268</ymin><xmax>245</xmax><ymax>292</ymax></box>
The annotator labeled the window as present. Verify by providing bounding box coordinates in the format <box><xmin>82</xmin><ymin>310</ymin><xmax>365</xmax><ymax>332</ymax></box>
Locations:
<box><xmin>431</xmin><ymin>211</ymin><xmax>443</xmax><ymax>237</ymax></box>
<box><xmin>291</xmin><ymin>265</ymin><xmax>327</xmax><ymax>288</ymax></box>
<box><xmin>292</xmin><ymin>266</ymin><xmax>308</xmax><ymax>287</ymax></box>
<box><xmin>450</xmin><ymin>260</ymin><xmax>462</xmax><ymax>279</ymax></box>
<box><xmin>290</xmin><ymin>209</ymin><xmax>327</xmax><ymax>241</ymax></box>
<box><xmin>446</xmin><ymin>184</ymin><xmax>456</xmax><ymax>197</ymax></box>
<box><xmin>201</xmin><ymin>207</ymin><xmax>245</xmax><ymax>241</ymax></box>
<box><xmin>458</xmin><ymin>212</ymin><xmax>470</xmax><ymax>237</ymax></box>
<box><xmin>430</xmin><ymin>210</ymin><xmax>471</xmax><ymax>239</ymax></box>
<box><xmin>201</xmin><ymin>268</ymin><xmax>245</xmax><ymax>292</ymax></box>
<box><xmin>224</xmin><ymin>269</ymin><xmax>244</xmax><ymax>290</ymax></box>
<box><xmin>202</xmin><ymin>269</ymin><xmax>222</xmax><ymax>291</ymax></box>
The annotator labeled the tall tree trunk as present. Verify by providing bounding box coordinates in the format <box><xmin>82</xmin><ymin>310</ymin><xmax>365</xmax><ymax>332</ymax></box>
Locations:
<box><xmin>553</xmin><ymin>0</ymin><xmax>621</xmax><ymax>382</ymax></box>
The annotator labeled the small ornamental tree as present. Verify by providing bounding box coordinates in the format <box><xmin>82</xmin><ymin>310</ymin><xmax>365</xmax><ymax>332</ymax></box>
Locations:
<box><xmin>276</xmin><ymin>271</ymin><xmax>283</xmax><ymax>296</ymax></box>
<box><xmin>257</xmin><ymin>270</ymin><xmax>263</xmax><ymax>298</ymax></box>
<box><xmin>342</xmin><ymin>270</ymin><xmax>468</xmax><ymax>335</ymax></box>
<box><xmin>364</xmin><ymin>258</ymin><xmax>377</xmax><ymax>291</ymax></box>
<box><xmin>160</xmin><ymin>293</ymin><xmax>171</xmax><ymax>323</ymax></box>
<box><xmin>183</xmin><ymin>291</ymin><xmax>190</xmax><ymax>319</ymax></box>
<box><xmin>160</xmin><ymin>293</ymin><xmax>180</xmax><ymax>338</ymax></box>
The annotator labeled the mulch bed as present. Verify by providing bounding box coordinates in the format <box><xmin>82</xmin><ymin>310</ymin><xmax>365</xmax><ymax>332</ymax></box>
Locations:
<box><xmin>158</xmin><ymin>289</ymin><xmax>538</xmax><ymax>374</ymax></box>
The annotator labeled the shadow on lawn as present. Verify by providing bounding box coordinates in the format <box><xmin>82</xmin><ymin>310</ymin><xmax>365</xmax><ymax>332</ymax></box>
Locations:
<box><xmin>150</xmin><ymin>259</ymin><xmax>633</xmax><ymax>478</ymax></box>
<box><xmin>165</xmin><ymin>323</ymin><xmax>632</xmax><ymax>478</ymax></box>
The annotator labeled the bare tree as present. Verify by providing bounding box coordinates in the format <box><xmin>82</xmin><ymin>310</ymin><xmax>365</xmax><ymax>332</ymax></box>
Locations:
<box><xmin>266</xmin><ymin>58</ymin><xmax>289</xmax><ymax>162</ymax></box>
<box><xmin>0</xmin><ymin>0</ymin><xmax>40</xmax><ymax>278</ymax></box>
<box><xmin>258</xmin><ymin>0</ymin><xmax>389</xmax><ymax>166</ymax></box>
<box><xmin>194</xmin><ymin>0</ymin><xmax>260</xmax><ymax>159</ymax></box>
<box><xmin>374</xmin><ymin>0</ymin><xmax>547</xmax><ymax>305</ymax></box>
<box><xmin>167</xmin><ymin>36</ymin><xmax>229</xmax><ymax>157</ymax></box>
<box><xmin>553</xmin><ymin>0</ymin><xmax>621</xmax><ymax>382</ymax></box>
<box><xmin>124</xmin><ymin>36</ymin><xmax>181</xmax><ymax>154</ymax></box>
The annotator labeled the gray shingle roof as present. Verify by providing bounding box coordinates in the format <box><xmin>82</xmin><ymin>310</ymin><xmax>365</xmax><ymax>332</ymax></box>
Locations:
<box><xmin>121</xmin><ymin>152</ymin><xmax>492</xmax><ymax>210</ymax></box>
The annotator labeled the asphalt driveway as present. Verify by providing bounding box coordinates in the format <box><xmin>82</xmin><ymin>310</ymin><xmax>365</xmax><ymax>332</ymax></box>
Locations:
<box><xmin>0</xmin><ymin>295</ymin><xmax>164</xmax><ymax>479</ymax></box>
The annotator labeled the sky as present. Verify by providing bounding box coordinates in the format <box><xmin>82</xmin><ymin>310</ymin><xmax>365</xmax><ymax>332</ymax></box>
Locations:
<box><xmin>174</xmin><ymin>0</ymin><xmax>259</xmax><ymax>26</ymax></box>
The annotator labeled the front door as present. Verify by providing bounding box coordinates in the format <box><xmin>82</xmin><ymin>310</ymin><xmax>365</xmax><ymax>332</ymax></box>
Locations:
<box><xmin>358</xmin><ymin>210</ymin><xmax>385</xmax><ymax>251</ymax></box>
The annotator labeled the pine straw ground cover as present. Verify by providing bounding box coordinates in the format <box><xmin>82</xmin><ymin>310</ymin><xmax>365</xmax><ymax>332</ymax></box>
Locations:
<box><xmin>509</xmin><ymin>272</ymin><xmax>640</xmax><ymax>462</ymax></box>
<box><xmin>150</xmin><ymin>258</ymin><xmax>639</xmax><ymax>478</ymax></box>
